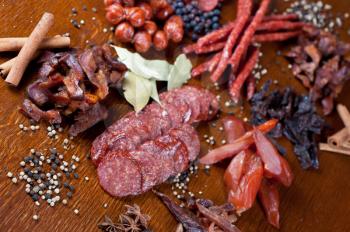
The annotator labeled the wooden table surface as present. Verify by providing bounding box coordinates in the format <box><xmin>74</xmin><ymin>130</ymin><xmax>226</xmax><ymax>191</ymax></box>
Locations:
<box><xmin>1</xmin><ymin>0</ymin><xmax>350</xmax><ymax>231</ymax></box>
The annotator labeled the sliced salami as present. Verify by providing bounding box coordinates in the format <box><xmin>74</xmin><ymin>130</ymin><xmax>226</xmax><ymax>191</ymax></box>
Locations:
<box><xmin>97</xmin><ymin>151</ymin><xmax>142</xmax><ymax>197</ymax></box>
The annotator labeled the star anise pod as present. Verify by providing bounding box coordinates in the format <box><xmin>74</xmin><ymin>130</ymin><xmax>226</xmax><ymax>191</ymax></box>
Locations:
<box><xmin>125</xmin><ymin>204</ymin><xmax>150</xmax><ymax>228</ymax></box>
<box><xmin>98</xmin><ymin>215</ymin><xmax>119</xmax><ymax>232</ymax></box>
<box><xmin>118</xmin><ymin>214</ymin><xmax>142</xmax><ymax>232</ymax></box>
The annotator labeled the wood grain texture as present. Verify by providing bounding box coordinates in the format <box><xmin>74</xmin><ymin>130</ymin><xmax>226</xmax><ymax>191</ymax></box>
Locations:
<box><xmin>1</xmin><ymin>0</ymin><xmax>350</xmax><ymax>231</ymax></box>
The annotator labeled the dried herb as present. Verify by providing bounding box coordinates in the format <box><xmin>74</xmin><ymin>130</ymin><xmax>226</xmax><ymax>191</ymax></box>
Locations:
<box><xmin>153</xmin><ymin>190</ymin><xmax>206</xmax><ymax>232</ymax></box>
<box><xmin>98</xmin><ymin>204</ymin><xmax>151</xmax><ymax>232</ymax></box>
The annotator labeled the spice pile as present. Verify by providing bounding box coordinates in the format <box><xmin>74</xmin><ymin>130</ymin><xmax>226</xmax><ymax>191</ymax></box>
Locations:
<box><xmin>184</xmin><ymin>0</ymin><xmax>308</xmax><ymax>102</ymax></box>
<box><xmin>21</xmin><ymin>44</ymin><xmax>127</xmax><ymax>136</ymax></box>
<box><xmin>250</xmin><ymin>81</ymin><xmax>325</xmax><ymax>169</ymax></box>
<box><xmin>6</xmin><ymin>148</ymin><xmax>81</xmax><ymax>218</ymax></box>
<box><xmin>155</xmin><ymin>191</ymin><xmax>240</xmax><ymax>232</ymax></box>
<box><xmin>98</xmin><ymin>204</ymin><xmax>151</xmax><ymax>232</ymax></box>
<box><xmin>104</xmin><ymin>0</ymin><xmax>184</xmax><ymax>53</ymax></box>
<box><xmin>286</xmin><ymin>27</ymin><xmax>350</xmax><ymax>115</ymax></box>
<box><xmin>200</xmin><ymin>117</ymin><xmax>293</xmax><ymax>228</ymax></box>
<box><xmin>170</xmin><ymin>0</ymin><xmax>222</xmax><ymax>41</ymax></box>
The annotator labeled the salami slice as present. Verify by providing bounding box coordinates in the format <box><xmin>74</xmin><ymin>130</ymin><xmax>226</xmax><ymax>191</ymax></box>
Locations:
<box><xmin>169</xmin><ymin>124</ymin><xmax>200</xmax><ymax>161</ymax></box>
<box><xmin>97</xmin><ymin>151</ymin><xmax>142</xmax><ymax>197</ymax></box>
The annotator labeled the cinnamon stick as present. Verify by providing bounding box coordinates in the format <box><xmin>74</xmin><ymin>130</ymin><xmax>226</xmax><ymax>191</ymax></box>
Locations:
<box><xmin>0</xmin><ymin>57</ymin><xmax>15</xmax><ymax>77</ymax></box>
<box><xmin>5</xmin><ymin>12</ymin><xmax>54</xmax><ymax>86</ymax></box>
<box><xmin>337</xmin><ymin>104</ymin><xmax>350</xmax><ymax>136</ymax></box>
<box><xmin>327</xmin><ymin>128</ymin><xmax>349</xmax><ymax>147</ymax></box>
<box><xmin>0</xmin><ymin>36</ymin><xmax>70</xmax><ymax>52</ymax></box>
<box><xmin>319</xmin><ymin>143</ymin><xmax>350</xmax><ymax>156</ymax></box>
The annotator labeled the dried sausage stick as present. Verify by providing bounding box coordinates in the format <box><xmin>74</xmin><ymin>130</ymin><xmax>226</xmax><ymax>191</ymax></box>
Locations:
<box><xmin>211</xmin><ymin>0</ymin><xmax>253</xmax><ymax>82</ymax></box>
<box><xmin>229</xmin><ymin>0</ymin><xmax>271</xmax><ymax>73</ymax></box>
<box><xmin>197</xmin><ymin>21</ymin><xmax>236</xmax><ymax>47</ymax></box>
<box><xmin>191</xmin><ymin>52</ymin><xmax>221</xmax><ymax>77</ymax></box>
<box><xmin>195</xmin><ymin>41</ymin><xmax>226</xmax><ymax>54</ymax></box>
<box><xmin>257</xmin><ymin>21</ymin><xmax>307</xmax><ymax>32</ymax></box>
<box><xmin>262</xmin><ymin>13</ymin><xmax>299</xmax><ymax>22</ymax></box>
<box><xmin>253</xmin><ymin>30</ymin><xmax>302</xmax><ymax>43</ymax></box>
<box><xmin>230</xmin><ymin>47</ymin><xmax>259</xmax><ymax>103</ymax></box>
<box><xmin>246</xmin><ymin>74</ymin><xmax>256</xmax><ymax>100</ymax></box>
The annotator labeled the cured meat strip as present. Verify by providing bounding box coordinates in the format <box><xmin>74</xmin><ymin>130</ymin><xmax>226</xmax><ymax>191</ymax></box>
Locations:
<box><xmin>211</xmin><ymin>0</ymin><xmax>253</xmax><ymax>82</ymax></box>
<box><xmin>230</xmin><ymin>48</ymin><xmax>260</xmax><ymax>102</ymax></box>
<box><xmin>91</xmin><ymin>86</ymin><xmax>218</xmax><ymax>166</ymax></box>
<box><xmin>256</xmin><ymin>21</ymin><xmax>306</xmax><ymax>32</ymax></box>
<box><xmin>195</xmin><ymin>41</ymin><xmax>226</xmax><ymax>54</ymax></box>
<box><xmin>253</xmin><ymin>30</ymin><xmax>302</xmax><ymax>43</ymax></box>
<box><xmin>262</xmin><ymin>13</ymin><xmax>299</xmax><ymax>22</ymax></box>
<box><xmin>229</xmin><ymin>0</ymin><xmax>271</xmax><ymax>72</ymax></box>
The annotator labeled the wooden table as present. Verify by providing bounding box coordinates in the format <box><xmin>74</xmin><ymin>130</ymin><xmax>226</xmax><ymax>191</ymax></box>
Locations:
<box><xmin>1</xmin><ymin>0</ymin><xmax>350</xmax><ymax>231</ymax></box>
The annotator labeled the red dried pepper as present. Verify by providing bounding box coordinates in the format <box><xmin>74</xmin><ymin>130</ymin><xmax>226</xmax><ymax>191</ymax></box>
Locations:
<box><xmin>258</xmin><ymin>178</ymin><xmax>280</xmax><ymax>229</ymax></box>
<box><xmin>224</xmin><ymin>150</ymin><xmax>251</xmax><ymax>191</ymax></box>
<box><xmin>229</xmin><ymin>0</ymin><xmax>271</xmax><ymax>72</ymax></box>
<box><xmin>200</xmin><ymin>119</ymin><xmax>278</xmax><ymax>165</ymax></box>
<box><xmin>211</xmin><ymin>0</ymin><xmax>253</xmax><ymax>82</ymax></box>
<box><xmin>230</xmin><ymin>47</ymin><xmax>259</xmax><ymax>102</ymax></box>
<box><xmin>228</xmin><ymin>153</ymin><xmax>264</xmax><ymax>214</ymax></box>
<box><xmin>253</xmin><ymin>30</ymin><xmax>302</xmax><ymax>43</ymax></box>
<box><xmin>253</xmin><ymin>129</ymin><xmax>293</xmax><ymax>187</ymax></box>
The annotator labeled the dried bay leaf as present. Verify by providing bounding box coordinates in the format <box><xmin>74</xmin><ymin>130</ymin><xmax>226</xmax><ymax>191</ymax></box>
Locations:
<box><xmin>168</xmin><ymin>54</ymin><xmax>192</xmax><ymax>90</ymax></box>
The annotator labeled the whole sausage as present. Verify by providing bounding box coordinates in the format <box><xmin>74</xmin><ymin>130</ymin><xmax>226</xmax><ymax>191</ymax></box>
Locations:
<box><xmin>104</xmin><ymin>0</ymin><xmax>120</xmax><ymax>6</ymax></box>
<box><xmin>133</xmin><ymin>31</ymin><xmax>152</xmax><ymax>53</ymax></box>
<box><xmin>164</xmin><ymin>15</ymin><xmax>184</xmax><ymax>43</ymax></box>
<box><xmin>125</xmin><ymin>7</ymin><xmax>146</xmax><ymax>27</ymax></box>
<box><xmin>137</xmin><ymin>2</ymin><xmax>153</xmax><ymax>20</ymax></box>
<box><xmin>153</xmin><ymin>30</ymin><xmax>168</xmax><ymax>51</ymax></box>
<box><xmin>105</xmin><ymin>3</ymin><xmax>125</xmax><ymax>25</ymax></box>
<box><xmin>150</xmin><ymin>0</ymin><xmax>168</xmax><ymax>10</ymax></box>
<box><xmin>156</xmin><ymin>4</ymin><xmax>174</xmax><ymax>20</ymax></box>
<box><xmin>143</xmin><ymin>21</ymin><xmax>158</xmax><ymax>36</ymax></box>
<box><xmin>114</xmin><ymin>22</ymin><xmax>135</xmax><ymax>43</ymax></box>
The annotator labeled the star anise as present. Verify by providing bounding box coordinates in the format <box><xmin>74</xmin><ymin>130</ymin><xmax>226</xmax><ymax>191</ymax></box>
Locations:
<box><xmin>98</xmin><ymin>215</ymin><xmax>119</xmax><ymax>232</ymax></box>
<box><xmin>118</xmin><ymin>214</ymin><xmax>142</xmax><ymax>232</ymax></box>
<box><xmin>125</xmin><ymin>204</ymin><xmax>150</xmax><ymax>228</ymax></box>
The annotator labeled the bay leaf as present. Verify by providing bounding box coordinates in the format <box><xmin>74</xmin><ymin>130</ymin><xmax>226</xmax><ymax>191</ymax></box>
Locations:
<box><xmin>167</xmin><ymin>54</ymin><xmax>192</xmax><ymax>90</ymax></box>
<box><xmin>123</xmin><ymin>71</ymin><xmax>153</xmax><ymax>112</ymax></box>
<box><xmin>112</xmin><ymin>45</ymin><xmax>173</xmax><ymax>81</ymax></box>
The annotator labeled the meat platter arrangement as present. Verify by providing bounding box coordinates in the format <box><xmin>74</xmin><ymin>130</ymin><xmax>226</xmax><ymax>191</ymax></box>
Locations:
<box><xmin>1</xmin><ymin>0</ymin><xmax>350</xmax><ymax>232</ymax></box>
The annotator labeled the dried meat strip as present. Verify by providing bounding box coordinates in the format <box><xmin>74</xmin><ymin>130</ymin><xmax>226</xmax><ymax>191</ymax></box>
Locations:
<box><xmin>229</xmin><ymin>0</ymin><xmax>271</xmax><ymax>72</ymax></box>
<box><xmin>262</xmin><ymin>13</ymin><xmax>299</xmax><ymax>22</ymax></box>
<box><xmin>195</xmin><ymin>41</ymin><xmax>226</xmax><ymax>54</ymax></box>
<box><xmin>197</xmin><ymin>21</ymin><xmax>236</xmax><ymax>47</ymax></box>
<box><xmin>211</xmin><ymin>0</ymin><xmax>253</xmax><ymax>82</ymax></box>
<box><xmin>191</xmin><ymin>52</ymin><xmax>221</xmax><ymax>77</ymax></box>
<box><xmin>257</xmin><ymin>21</ymin><xmax>306</xmax><ymax>32</ymax></box>
<box><xmin>230</xmin><ymin>48</ymin><xmax>259</xmax><ymax>102</ymax></box>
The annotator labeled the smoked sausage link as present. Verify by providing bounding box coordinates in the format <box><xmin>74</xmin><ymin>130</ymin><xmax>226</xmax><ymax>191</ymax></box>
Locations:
<box><xmin>114</xmin><ymin>22</ymin><xmax>135</xmax><ymax>43</ymax></box>
<box><xmin>133</xmin><ymin>31</ymin><xmax>152</xmax><ymax>53</ymax></box>
<box><xmin>153</xmin><ymin>30</ymin><xmax>168</xmax><ymax>51</ymax></box>
<box><xmin>164</xmin><ymin>15</ymin><xmax>184</xmax><ymax>43</ymax></box>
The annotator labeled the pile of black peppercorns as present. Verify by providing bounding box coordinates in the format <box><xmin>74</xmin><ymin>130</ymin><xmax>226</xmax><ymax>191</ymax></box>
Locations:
<box><xmin>169</xmin><ymin>0</ymin><xmax>222</xmax><ymax>41</ymax></box>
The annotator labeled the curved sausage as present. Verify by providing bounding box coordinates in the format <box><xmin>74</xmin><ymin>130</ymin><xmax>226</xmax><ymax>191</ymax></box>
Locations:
<box><xmin>153</xmin><ymin>30</ymin><xmax>168</xmax><ymax>51</ymax></box>
<box><xmin>156</xmin><ymin>5</ymin><xmax>174</xmax><ymax>20</ymax></box>
<box><xmin>105</xmin><ymin>3</ymin><xmax>125</xmax><ymax>25</ymax></box>
<box><xmin>137</xmin><ymin>2</ymin><xmax>153</xmax><ymax>20</ymax></box>
<box><xmin>133</xmin><ymin>31</ymin><xmax>152</xmax><ymax>53</ymax></box>
<box><xmin>164</xmin><ymin>15</ymin><xmax>184</xmax><ymax>43</ymax></box>
<box><xmin>114</xmin><ymin>22</ymin><xmax>135</xmax><ymax>43</ymax></box>
<box><xmin>125</xmin><ymin>7</ymin><xmax>146</xmax><ymax>27</ymax></box>
<box><xmin>143</xmin><ymin>21</ymin><xmax>158</xmax><ymax>36</ymax></box>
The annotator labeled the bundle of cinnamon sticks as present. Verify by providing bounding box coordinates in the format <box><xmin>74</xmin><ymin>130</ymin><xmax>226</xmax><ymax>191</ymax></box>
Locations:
<box><xmin>0</xmin><ymin>12</ymin><xmax>70</xmax><ymax>86</ymax></box>
<box><xmin>320</xmin><ymin>104</ymin><xmax>350</xmax><ymax>156</ymax></box>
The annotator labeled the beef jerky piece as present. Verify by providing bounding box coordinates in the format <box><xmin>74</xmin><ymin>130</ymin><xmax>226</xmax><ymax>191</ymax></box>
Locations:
<box><xmin>38</xmin><ymin>73</ymin><xmax>64</xmax><ymax>89</ymax></box>
<box><xmin>27</xmin><ymin>80</ymin><xmax>50</xmax><ymax>106</ymax></box>
<box><xmin>97</xmin><ymin>151</ymin><xmax>142</xmax><ymax>197</ymax></box>
<box><xmin>154</xmin><ymin>191</ymin><xmax>206</xmax><ymax>232</ymax></box>
<box><xmin>314</xmin><ymin>56</ymin><xmax>340</xmax><ymax>90</ymax></box>
<box><xmin>50</xmin><ymin>89</ymin><xmax>71</xmax><ymax>106</ymax></box>
<box><xmin>78</xmin><ymin>49</ymin><xmax>97</xmax><ymax>79</ymax></box>
<box><xmin>169</xmin><ymin>124</ymin><xmax>200</xmax><ymax>161</ymax></box>
<box><xmin>21</xmin><ymin>99</ymin><xmax>62</xmax><ymax>124</ymax></box>
<box><xmin>109</xmin><ymin>71</ymin><xmax>124</xmax><ymax>89</ymax></box>
<box><xmin>36</xmin><ymin>51</ymin><xmax>59</xmax><ymax>78</ymax></box>
<box><xmin>60</xmin><ymin>53</ymin><xmax>84</xmax><ymax>100</ymax></box>
<box><xmin>68</xmin><ymin>103</ymin><xmax>108</xmax><ymax>136</ymax></box>
<box><xmin>101</xmin><ymin>44</ymin><xmax>127</xmax><ymax>71</ymax></box>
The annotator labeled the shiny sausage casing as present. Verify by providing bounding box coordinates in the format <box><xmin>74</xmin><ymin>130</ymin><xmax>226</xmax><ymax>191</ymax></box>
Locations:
<box><xmin>114</xmin><ymin>22</ymin><xmax>135</xmax><ymax>43</ymax></box>
<box><xmin>125</xmin><ymin>7</ymin><xmax>146</xmax><ymax>27</ymax></box>
<box><xmin>164</xmin><ymin>15</ymin><xmax>184</xmax><ymax>43</ymax></box>
<box><xmin>133</xmin><ymin>31</ymin><xmax>152</xmax><ymax>53</ymax></box>
<box><xmin>143</xmin><ymin>21</ymin><xmax>158</xmax><ymax>36</ymax></box>
<box><xmin>153</xmin><ymin>30</ymin><xmax>168</xmax><ymax>51</ymax></box>
<box><xmin>105</xmin><ymin>3</ymin><xmax>125</xmax><ymax>25</ymax></box>
<box><xmin>137</xmin><ymin>2</ymin><xmax>153</xmax><ymax>20</ymax></box>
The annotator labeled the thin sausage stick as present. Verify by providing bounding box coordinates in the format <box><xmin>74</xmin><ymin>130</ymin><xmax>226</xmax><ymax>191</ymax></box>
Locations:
<box><xmin>247</xmin><ymin>74</ymin><xmax>256</xmax><ymax>100</ymax></box>
<box><xmin>195</xmin><ymin>41</ymin><xmax>226</xmax><ymax>54</ymax></box>
<box><xmin>197</xmin><ymin>21</ymin><xmax>236</xmax><ymax>47</ymax></box>
<box><xmin>0</xmin><ymin>36</ymin><xmax>70</xmax><ymax>52</ymax></box>
<box><xmin>229</xmin><ymin>0</ymin><xmax>271</xmax><ymax>73</ymax></box>
<box><xmin>262</xmin><ymin>13</ymin><xmax>299</xmax><ymax>22</ymax></box>
<box><xmin>256</xmin><ymin>21</ymin><xmax>307</xmax><ymax>32</ymax></box>
<box><xmin>230</xmin><ymin>47</ymin><xmax>259</xmax><ymax>103</ymax></box>
<box><xmin>211</xmin><ymin>0</ymin><xmax>253</xmax><ymax>83</ymax></box>
<box><xmin>191</xmin><ymin>52</ymin><xmax>221</xmax><ymax>77</ymax></box>
<box><xmin>5</xmin><ymin>12</ymin><xmax>54</xmax><ymax>86</ymax></box>
<box><xmin>253</xmin><ymin>31</ymin><xmax>302</xmax><ymax>42</ymax></box>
